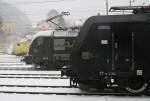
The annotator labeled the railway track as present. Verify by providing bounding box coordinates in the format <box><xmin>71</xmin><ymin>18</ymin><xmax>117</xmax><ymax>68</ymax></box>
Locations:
<box><xmin>0</xmin><ymin>85</ymin><xmax>149</xmax><ymax>96</ymax></box>
<box><xmin>0</xmin><ymin>64</ymin><xmax>34</xmax><ymax>70</ymax></box>
<box><xmin>0</xmin><ymin>62</ymin><xmax>25</xmax><ymax>65</ymax></box>
<box><xmin>0</xmin><ymin>70</ymin><xmax>61</xmax><ymax>74</ymax></box>
<box><xmin>0</xmin><ymin>75</ymin><xmax>149</xmax><ymax>96</ymax></box>
<box><xmin>0</xmin><ymin>55</ymin><xmax>34</xmax><ymax>70</ymax></box>
<box><xmin>0</xmin><ymin>70</ymin><xmax>64</xmax><ymax>79</ymax></box>
<box><xmin>0</xmin><ymin>73</ymin><xmax>148</xmax><ymax>96</ymax></box>
<box><xmin>0</xmin><ymin>64</ymin><xmax>33</xmax><ymax>70</ymax></box>
<box><xmin>0</xmin><ymin>73</ymin><xmax>61</xmax><ymax>76</ymax></box>
<box><xmin>0</xmin><ymin>84</ymin><xmax>71</xmax><ymax>88</ymax></box>
<box><xmin>0</xmin><ymin>68</ymin><xmax>33</xmax><ymax>70</ymax></box>
<box><xmin>0</xmin><ymin>76</ymin><xmax>67</xmax><ymax>79</ymax></box>
<box><xmin>0</xmin><ymin>91</ymin><xmax>132</xmax><ymax>96</ymax></box>
<box><xmin>0</xmin><ymin>85</ymin><xmax>132</xmax><ymax>95</ymax></box>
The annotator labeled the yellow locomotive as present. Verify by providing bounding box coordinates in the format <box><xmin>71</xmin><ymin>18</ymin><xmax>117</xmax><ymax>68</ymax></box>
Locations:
<box><xmin>12</xmin><ymin>39</ymin><xmax>31</xmax><ymax>56</ymax></box>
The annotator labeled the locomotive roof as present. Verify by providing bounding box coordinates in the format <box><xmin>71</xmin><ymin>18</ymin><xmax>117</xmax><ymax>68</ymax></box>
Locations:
<box><xmin>33</xmin><ymin>30</ymin><xmax>78</xmax><ymax>39</ymax></box>
<box><xmin>110</xmin><ymin>6</ymin><xmax>150</xmax><ymax>14</ymax></box>
<box><xmin>52</xmin><ymin>30</ymin><xmax>78</xmax><ymax>37</ymax></box>
<box><xmin>33</xmin><ymin>30</ymin><xmax>54</xmax><ymax>39</ymax></box>
<box><xmin>86</xmin><ymin>14</ymin><xmax>150</xmax><ymax>24</ymax></box>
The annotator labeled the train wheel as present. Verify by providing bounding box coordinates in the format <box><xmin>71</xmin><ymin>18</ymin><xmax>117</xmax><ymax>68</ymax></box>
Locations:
<box><xmin>70</xmin><ymin>77</ymin><xmax>78</xmax><ymax>87</ymax></box>
<box><xmin>125</xmin><ymin>77</ymin><xmax>148</xmax><ymax>94</ymax></box>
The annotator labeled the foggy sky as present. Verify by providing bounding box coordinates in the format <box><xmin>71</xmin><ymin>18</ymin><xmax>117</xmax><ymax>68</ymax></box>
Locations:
<box><xmin>2</xmin><ymin>0</ymin><xmax>148</xmax><ymax>24</ymax></box>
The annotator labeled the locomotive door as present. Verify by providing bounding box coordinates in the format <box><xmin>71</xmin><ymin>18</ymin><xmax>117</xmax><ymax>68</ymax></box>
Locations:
<box><xmin>114</xmin><ymin>31</ymin><xmax>134</xmax><ymax>72</ymax></box>
<box><xmin>92</xmin><ymin>25</ymin><xmax>112</xmax><ymax>71</ymax></box>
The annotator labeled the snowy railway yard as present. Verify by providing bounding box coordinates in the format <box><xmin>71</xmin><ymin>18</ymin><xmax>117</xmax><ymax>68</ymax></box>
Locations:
<box><xmin>0</xmin><ymin>54</ymin><xmax>150</xmax><ymax>101</ymax></box>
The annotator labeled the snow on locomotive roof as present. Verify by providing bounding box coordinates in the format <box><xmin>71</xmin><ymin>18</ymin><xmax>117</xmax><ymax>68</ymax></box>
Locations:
<box><xmin>33</xmin><ymin>30</ymin><xmax>54</xmax><ymax>39</ymax></box>
<box><xmin>53</xmin><ymin>30</ymin><xmax>78</xmax><ymax>37</ymax></box>
<box><xmin>32</xmin><ymin>30</ymin><xmax>78</xmax><ymax>41</ymax></box>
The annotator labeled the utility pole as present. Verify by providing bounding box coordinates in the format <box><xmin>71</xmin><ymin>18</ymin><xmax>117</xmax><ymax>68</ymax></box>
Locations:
<box><xmin>130</xmin><ymin>0</ymin><xmax>132</xmax><ymax>6</ymax></box>
<box><xmin>130</xmin><ymin>0</ymin><xmax>135</xmax><ymax>6</ymax></box>
<box><xmin>106</xmin><ymin>0</ymin><xmax>109</xmax><ymax>15</ymax></box>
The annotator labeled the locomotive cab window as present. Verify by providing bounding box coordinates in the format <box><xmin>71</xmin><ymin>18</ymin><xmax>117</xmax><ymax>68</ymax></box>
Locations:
<box><xmin>37</xmin><ymin>37</ymin><xmax>44</xmax><ymax>46</ymax></box>
<box><xmin>54</xmin><ymin>39</ymin><xmax>65</xmax><ymax>51</ymax></box>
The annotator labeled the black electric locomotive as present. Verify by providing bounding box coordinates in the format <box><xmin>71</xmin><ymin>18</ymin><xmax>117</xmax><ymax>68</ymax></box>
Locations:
<box><xmin>64</xmin><ymin>6</ymin><xmax>150</xmax><ymax>94</ymax></box>
<box><xmin>22</xmin><ymin>30</ymin><xmax>78</xmax><ymax>70</ymax></box>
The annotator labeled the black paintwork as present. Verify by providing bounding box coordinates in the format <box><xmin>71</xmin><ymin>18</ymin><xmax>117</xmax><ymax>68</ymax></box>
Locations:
<box><xmin>23</xmin><ymin>30</ymin><xmax>77</xmax><ymax>70</ymax></box>
<box><xmin>69</xmin><ymin>13</ymin><xmax>150</xmax><ymax>92</ymax></box>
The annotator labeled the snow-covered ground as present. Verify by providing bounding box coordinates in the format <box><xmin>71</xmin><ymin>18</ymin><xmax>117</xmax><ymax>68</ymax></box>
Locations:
<box><xmin>0</xmin><ymin>78</ymin><xmax>69</xmax><ymax>86</ymax></box>
<box><xmin>0</xmin><ymin>70</ymin><xmax>61</xmax><ymax>74</ymax></box>
<box><xmin>0</xmin><ymin>55</ymin><xmax>33</xmax><ymax>70</ymax></box>
<box><xmin>0</xmin><ymin>94</ymin><xmax>149</xmax><ymax>101</ymax></box>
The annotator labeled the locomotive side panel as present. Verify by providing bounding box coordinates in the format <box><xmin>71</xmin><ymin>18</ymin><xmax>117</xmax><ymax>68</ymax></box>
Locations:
<box><xmin>112</xmin><ymin>23</ymin><xmax>133</xmax><ymax>73</ymax></box>
<box><xmin>133</xmin><ymin>23</ymin><xmax>150</xmax><ymax>77</ymax></box>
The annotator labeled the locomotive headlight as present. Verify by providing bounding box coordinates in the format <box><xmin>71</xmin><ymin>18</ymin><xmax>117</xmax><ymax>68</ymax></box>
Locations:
<box><xmin>43</xmin><ymin>57</ymin><xmax>48</xmax><ymax>60</ymax></box>
<box><xmin>111</xmin><ymin>79</ymin><xmax>114</xmax><ymax>83</ymax></box>
<box><xmin>55</xmin><ymin>56</ymin><xmax>60</xmax><ymax>60</ymax></box>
